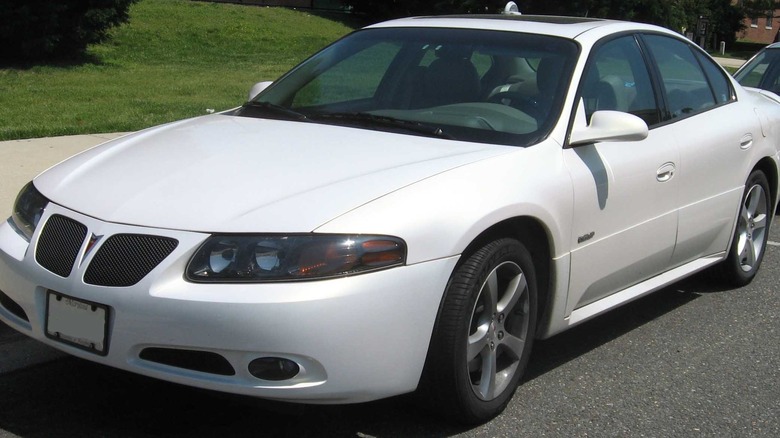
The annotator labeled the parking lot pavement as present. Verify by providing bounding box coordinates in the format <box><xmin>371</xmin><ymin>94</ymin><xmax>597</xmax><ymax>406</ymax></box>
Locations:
<box><xmin>0</xmin><ymin>133</ymin><xmax>128</xmax><ymax>375</ymax></box>
<box><xmin>0</xmin><ymin>323</ymin><xmax>65</xmax><ymax>374</ymax></box>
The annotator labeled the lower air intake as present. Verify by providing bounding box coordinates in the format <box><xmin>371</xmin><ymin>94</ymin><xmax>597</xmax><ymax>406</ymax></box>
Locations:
<box><xmin>0</xmin><ymin>290</ymin><xmax>29</xmax><ymax>322</ymax></box>
<box><xmin>139</xmin><ymin>347</ymin><xmax>235</xmax><ymax>376</ymax></box>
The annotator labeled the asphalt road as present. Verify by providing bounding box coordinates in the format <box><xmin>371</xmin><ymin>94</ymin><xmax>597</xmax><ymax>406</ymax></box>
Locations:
<box><xmin>0</xmin><ymin>222</ymin><xmax>777</xmax><ymax>437</ymax></box>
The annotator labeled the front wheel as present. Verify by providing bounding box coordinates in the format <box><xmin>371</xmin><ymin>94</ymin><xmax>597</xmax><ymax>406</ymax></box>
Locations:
<box><xmin>713</xmin><ymin>170</ymin><xmax>772</xmax><ymax>286</ymax></box>
<box><xmin>418</xmin><ymin>238</ymin><xmax>537</xmax><ymax>424</ymax></box>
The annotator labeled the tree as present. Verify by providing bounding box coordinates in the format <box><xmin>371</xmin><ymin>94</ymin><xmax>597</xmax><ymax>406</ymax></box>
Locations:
<box><xmin>0</xmin><ymin>0</ymin><xmax>138</xmax><ymax>63</ymax></box>
<box><xmin>743</xmin><ymin>0</ymin><xmax>780</xmax><ymax>17</ymax></box>
<box><xmin>348</xmin><ymin>0</ymin><xmax>745</xmax><ymax>47</ymax></box>
<box><xmin>512</xmin><ymin>0</ymin><xmax>744</xmax><ymax>46</ymax></box>
<box><xmin>349</xmin><ymin>0</ymin><xmax>507</xmax><ymax>22</ymax></box>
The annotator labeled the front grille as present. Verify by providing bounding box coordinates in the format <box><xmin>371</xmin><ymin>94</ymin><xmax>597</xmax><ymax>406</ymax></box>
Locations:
<box><xmin>84</xmin><ymin>234</ymin><xmax>178</xmax><ymax>287</ymax></box>
<box><xmin>36</xmin><ymin>215</ymin><xmax>88</xmax><ymax>278</ymax></box>
<box><xmin>139</xmin><ymin>347</ymin><xmax>236</xmax><ymax>376</ymax></box>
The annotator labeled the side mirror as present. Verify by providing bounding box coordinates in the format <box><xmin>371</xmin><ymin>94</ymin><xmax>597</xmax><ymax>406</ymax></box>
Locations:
<box><xmin>569</xmin><ymin>98</ymin><xmax>648</xmax><ymax>146</ymax></box>
<box><xmin>248</xmin><ymin>81</ymin><xmax>273</xmax><ymax>101</ymax></box>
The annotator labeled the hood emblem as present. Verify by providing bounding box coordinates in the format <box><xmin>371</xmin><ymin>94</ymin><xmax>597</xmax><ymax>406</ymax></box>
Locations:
<box><xmin>83</xmin><ymin>233</ymin><xmax>103</xmax><ymax>259</ymax></box>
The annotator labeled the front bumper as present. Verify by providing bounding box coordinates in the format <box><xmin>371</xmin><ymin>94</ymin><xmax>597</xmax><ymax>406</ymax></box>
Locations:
<box><xmin>0</xmin><ymin>203</ymin><xmax>457</xmax><ymax>403</ymax></box>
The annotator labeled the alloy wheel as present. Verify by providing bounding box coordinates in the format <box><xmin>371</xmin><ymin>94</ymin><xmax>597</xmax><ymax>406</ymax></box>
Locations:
<box><xmin>736</xmin><ymin>183</ymin><xmax>768</xmax><ymax>272</ymax></box>
<box><xmin>467</xmin><ymin>260</ymin><xmax>530</xmax><ymax>401</ymax></box>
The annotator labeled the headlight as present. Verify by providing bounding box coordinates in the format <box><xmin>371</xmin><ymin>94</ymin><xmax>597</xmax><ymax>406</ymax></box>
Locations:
<box><xmin>186</xmin><ymin>234</ymin><xmax>406</xmax><ymax>282</ymax></box>
<box><xmin>10</xmin><ymin>182</ymin><xmax>49</xmax><ymax>241</ymax></box>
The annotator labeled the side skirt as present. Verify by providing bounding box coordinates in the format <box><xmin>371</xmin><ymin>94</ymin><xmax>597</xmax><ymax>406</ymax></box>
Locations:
<box><xmin>566</xmin><ymin>253</ymin><xmax>725</xmax><ymax>327</ymax></box>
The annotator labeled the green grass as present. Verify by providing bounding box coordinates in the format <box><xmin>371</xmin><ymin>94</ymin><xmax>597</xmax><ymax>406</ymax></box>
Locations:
<box><xmin>0</xmin><ymin>0</ymin><xmax>359</xmax><ymax>140</ymax></box>
<box><xmin>711</xmin><ymin>40</ymin><xmax>766</xmax><ymax>60</ymax></box>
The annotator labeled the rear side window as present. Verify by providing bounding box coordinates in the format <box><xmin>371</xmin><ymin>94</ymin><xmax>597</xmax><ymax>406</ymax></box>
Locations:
<box><xmin>643</xmin><ymin>35</ymin><xmax>730</xmax><ymax>119</ymax></box>
<box><xmin>694</xmin><ymin>51</ymin><xmax>734</xmax><ymax>104</ymax></box>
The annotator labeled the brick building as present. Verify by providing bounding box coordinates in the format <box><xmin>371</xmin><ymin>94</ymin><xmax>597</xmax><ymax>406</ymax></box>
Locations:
<box><xmin>739</xmin><ymin>11</ymin><xmax>780</xmax><ymax>43</ymax></box>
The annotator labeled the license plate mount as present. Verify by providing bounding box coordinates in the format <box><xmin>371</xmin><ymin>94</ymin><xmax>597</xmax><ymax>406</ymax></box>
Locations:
<box><xmin>45</xmin><ymin>291</ymin><xmax>109</xmax><ymax>356</ymax></box>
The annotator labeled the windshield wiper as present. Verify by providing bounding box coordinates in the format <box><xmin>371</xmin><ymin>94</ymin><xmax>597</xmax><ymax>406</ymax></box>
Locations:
<box><xmin>241</xmin><ymin>101</ymin><xmax>308</xmax><ymax>121</ymax></box>
<box><xmin>310</xmin><ymin>112</ymin><xmax>453</xmax><ymax>140</ymax></box>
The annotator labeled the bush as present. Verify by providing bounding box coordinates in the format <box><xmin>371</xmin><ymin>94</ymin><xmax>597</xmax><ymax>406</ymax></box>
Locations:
<box><xmin>0</xmin><ymin>0</ymin><xmax>138</xmax><ymax>62</ymax></box>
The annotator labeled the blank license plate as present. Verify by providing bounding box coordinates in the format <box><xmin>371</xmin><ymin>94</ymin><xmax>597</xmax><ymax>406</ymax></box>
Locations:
<box><xmin>46</xmin><ymin>291</ymin><xmax>108</xmax><ymax>355</ymax></box>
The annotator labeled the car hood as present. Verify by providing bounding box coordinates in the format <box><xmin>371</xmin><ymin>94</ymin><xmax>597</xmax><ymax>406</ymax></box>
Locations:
<box><xmin>35</xmin><ymin>115</ymin><xmax>513</xmax><ymax>232</ymax></box>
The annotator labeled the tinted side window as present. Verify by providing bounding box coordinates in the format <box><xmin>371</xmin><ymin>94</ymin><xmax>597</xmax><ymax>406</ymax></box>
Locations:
<box><xmin>735</xmin><ymin>50</ymin><xmax>772</xmax><ymax>87</ymax></box>
<box><xmin>643</xmin><ymin>35</ymin><xmax>718</xmax><ymax>119</ymax></box>
<box><xmin>694</xmin><ymin>50</ymin><xmax>734</xmax><ymax>104</ymax></box>
<box><xmin>580</xmin><ymin>35</ymin><xmax>660</xmax><ymax>126</ymax></box>
<box><xmin>735</xmin><ymin>49</ymin><xmax>780</xmax><ymax>94</ymax></box>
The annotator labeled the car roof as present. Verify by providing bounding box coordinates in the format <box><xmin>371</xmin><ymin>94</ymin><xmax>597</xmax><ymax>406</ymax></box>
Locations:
<box><xmin>366</xmin><ymin>14</ymin><xmax>673</xmax><ymax>41</ymax></box>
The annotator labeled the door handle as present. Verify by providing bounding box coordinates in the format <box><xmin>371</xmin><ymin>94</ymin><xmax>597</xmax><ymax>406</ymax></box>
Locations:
<box><xmin>740</xmin><ymin>134</ymin><xmax>753</xmax><ymax>150</ymax></box>
<box><xmin>656</xmin><ymin>162</ymin><xmax>676</xmax><ymax>182</ymax></box>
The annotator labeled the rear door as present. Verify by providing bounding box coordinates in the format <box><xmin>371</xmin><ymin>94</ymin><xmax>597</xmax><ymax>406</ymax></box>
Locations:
<box><xmin>640</xmin><ymin>34</ymin><xmax>757</xmax><ymax>266</ymax></box>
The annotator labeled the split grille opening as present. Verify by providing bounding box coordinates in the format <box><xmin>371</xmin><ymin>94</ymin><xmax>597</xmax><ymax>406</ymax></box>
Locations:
<box><xmin>84</xmin><ymin>234</ymin><xmax>179</xmax><ymax>287</ymax></box>
<box><xmin>34</xmin><ymin>215</ymin><xmax>178</xmax><ymax>286</ymax></box>
<box><xmin>36</xmin><ymin>215</ymin><xmax>88</xmax><ymax>278</ymax></box>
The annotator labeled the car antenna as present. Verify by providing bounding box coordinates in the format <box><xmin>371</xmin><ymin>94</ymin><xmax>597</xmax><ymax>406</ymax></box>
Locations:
<box><xmin>503</xmin><ymin>2</ymin><xmax>521</xmax><ymax>15</ymax></box>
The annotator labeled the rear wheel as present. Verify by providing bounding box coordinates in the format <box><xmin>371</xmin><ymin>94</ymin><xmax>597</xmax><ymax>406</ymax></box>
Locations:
<box><xmin>419</xmin><ymin>238</ymin><xmax>537</xmax><ymax>424</ymax></box>
<box><xmin>713</xmin><ymin>170</ymin><xmax>771</xmax><ymax>286</ymax></box>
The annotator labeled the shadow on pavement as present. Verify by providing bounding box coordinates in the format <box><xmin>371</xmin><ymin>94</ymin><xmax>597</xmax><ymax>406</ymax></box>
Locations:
<box><xmin>0</xmin><ymin>275</ymin><xmax>713</xmax><ymax>437</ymax></box>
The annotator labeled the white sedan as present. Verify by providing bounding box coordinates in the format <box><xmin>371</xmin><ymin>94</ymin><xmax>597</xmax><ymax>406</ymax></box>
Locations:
<box><xmin>1</xmin><ymin>9</ymin><xmax>779</xmax><ymax>424</ymax></box>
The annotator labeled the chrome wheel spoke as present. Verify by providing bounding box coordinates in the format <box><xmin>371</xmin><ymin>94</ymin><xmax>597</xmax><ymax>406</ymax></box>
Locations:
<box><xmin>467</xmin><ymin>326</ymin><xmax>490</xmax><ymax>362</ymax></box>
<box><xmin>741</xmin><ymin>235</ymin><xmax>757</xmax><ymax>267</ymax></box>
<box><xmin>746</xmin><ymin>186</ymin><xmax>763</xmax><ymax>216</ymax></box>
<box><xmin>497</xmin><ymin>273</ymin><xmax>526</xmax><ymax>315</ymax></box>
<box><xmin>754</xmin><ymin>212</ymin><xmax>768</xmax><ymax>233</ymax></box>
<box><xmin>740</xmin><ymin>204</ymin><xmax>750</xmax><ymax>225</ymax></box>
<box><xmin>474</xmin><ymin>348</ymin><xmax>497</xmax><ymax>400</ymax></box>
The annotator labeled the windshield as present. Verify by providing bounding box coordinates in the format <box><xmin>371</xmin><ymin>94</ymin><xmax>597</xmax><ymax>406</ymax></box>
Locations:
<box><xmin>235</xmin><ymin>27</ymin><xmax>579</xmax><ymax>147</ymax></box>
<box><xmin>735</xmin><ymin>48</ymin><xmax>780</xmax><ymax>94</ymax></box>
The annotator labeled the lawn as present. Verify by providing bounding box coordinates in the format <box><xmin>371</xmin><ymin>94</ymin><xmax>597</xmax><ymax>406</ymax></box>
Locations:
<box><xmin>716</xmin><ymin>40</ymin><xmax>766</xmax><ymax>60</ymax></box>
<box><xmin>0</xmin><ymin>0</ymin><xmax>359</xmax><ymax>140</ymax></box>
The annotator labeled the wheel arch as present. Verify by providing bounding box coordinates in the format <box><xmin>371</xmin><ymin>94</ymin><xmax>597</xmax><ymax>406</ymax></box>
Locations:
<box><xmin>753</xmin><ymin>156</ymin><xmax>780</xmax><ymax>213</ymax></box>
<box><xmin>457</xmin><ymin>216</ymin><xmax>554</xmax><ymax>334</ymax></box>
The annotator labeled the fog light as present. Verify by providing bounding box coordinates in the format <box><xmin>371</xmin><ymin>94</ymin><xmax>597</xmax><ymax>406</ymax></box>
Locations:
<box><xmin>248</xmin><ymin>357</ymin><xmax>300</xmax><ymax>381</ymax></box>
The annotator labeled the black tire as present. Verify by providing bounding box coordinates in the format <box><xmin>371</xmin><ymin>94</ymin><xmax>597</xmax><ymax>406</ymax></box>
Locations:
<box><xmin>712</xmin><ymin>170</ymin><xmax>772</xmax><ymax>286</ymax></box>
<box><xmin>418</xmin><ymin>238</ymin><xmax>538</xmax><ymax>424</ymax></box>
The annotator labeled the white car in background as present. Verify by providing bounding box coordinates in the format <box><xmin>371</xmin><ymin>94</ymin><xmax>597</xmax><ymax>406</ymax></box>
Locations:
<box><xmin>734</xmin><ymin>42</ymin><xmax>780</xmax><ymax>104</ymax></box>
<box><xmin>1</xmin><ymin>6</ymin><xmax>779</xmax><ymax>423</ymax></box>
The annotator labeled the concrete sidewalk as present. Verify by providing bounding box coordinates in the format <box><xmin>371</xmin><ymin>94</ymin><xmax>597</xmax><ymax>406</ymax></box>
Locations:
<box><xmin>0</xmin><ymin>132</ymin><xmax>129</xmax><ymax>219</ymax></box>
<box><xmin>713</xmin><ymin>56</ymin><xmax>746</xmax><ymax>69</ymax></box>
